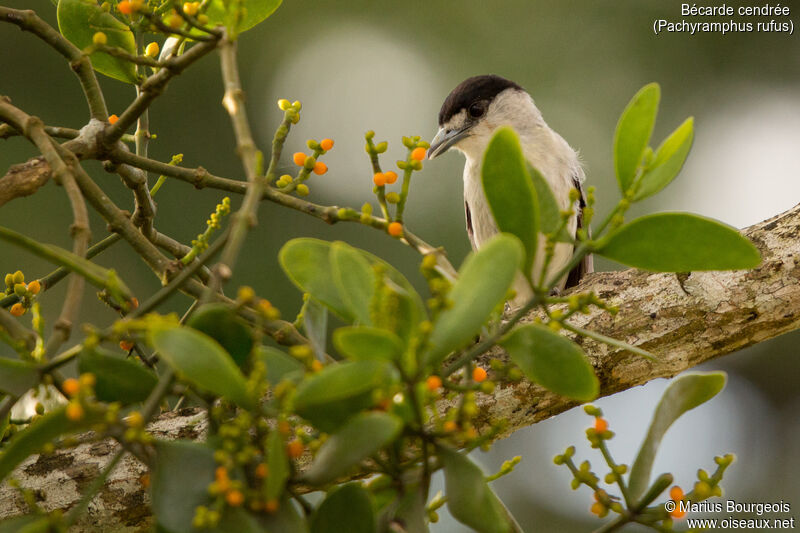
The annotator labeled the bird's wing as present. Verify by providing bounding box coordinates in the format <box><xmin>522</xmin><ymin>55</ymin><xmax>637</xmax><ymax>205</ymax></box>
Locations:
<box><xmin>465</xmin><ymin>201</ymin><xmax>477</xmax><ymax>250</ymax></box>
<box><xmin>565</xmin><ymin>173</ymin><xmax>593</xmax><ymax>289</ymax></box>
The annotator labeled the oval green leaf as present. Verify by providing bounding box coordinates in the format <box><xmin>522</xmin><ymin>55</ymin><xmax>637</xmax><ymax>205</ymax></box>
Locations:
<box><xmin>266</xmin><ymin>429</ymin><xmax>290</xmax><ymax>502</ymax></box>
<box><xmin>311</xmin><ymin>483</ymin><xmax>376</xmax><ymax>533</ymax></box>
<box><xmin>301</xmin><ymin>296</ymin><xmax>328</xmax><ymax>362</ymax></box>
<box><xmin>187</xmin><ymin>304</ymin><xmax>254</xmax><ymax>368</ymax></box>
<box><xmin>441</xmin><ymin>448</ymin><xmax>514</xmax><ymax>533</ymax></box>
<box><xmin>628</xmin><ymin>372</ymin><xmax>727</xmax><ymax>501</ymax></box>
<box><xmin>501</xmin><ymin>324</ymin><xmax>598</xmax><ymax>401</ymax></box>
<box><xmin>614</xmin><ymin>83</ymin><xmax>660</xmax><ymax>192</ymax></box>
<box><xmin>482</xmin><ymin>127</ymin><xmax>539</xmax><ymax>274</ymax></box>
<box><xmin>425</xmin><ymin>234</ymin><xmax>523</xmax><ymax>367</ymax></box>
<box><xmin>149</xmin><ymin>325</ymin><xmax>253</xmax><ymax>409</ymax></box>
<box><xmin>634</xmin><ymin>117</ymin><xmax>694</xmax><ymax>201</ymax></box>
<box><xmin>333</xmin><ymin>327</ymin><xmax>404</xmax><ymax>362</ymax></box>
<box><xmin>257</xmin><ymin>346</ymin><xmax>305</xmax><ymax>386</ymax></box>
<box><xmin>151</xmin><ymin>440</ymin><xmax>216</xmax><ymax>533</ymax></box>
<box><xmin>303</xmin><ymin>412</ymin><xmax>402</xmax><ymax>485</ymax></box>
<box><xmin>280</xmin><ymin>239</ymin><xmax>355</xmax><ymax>321</ymax></box>
<box><xmin>0</xmin><ymin>358</ymin><xmax>39</xmax><ymax>397</ymax></box>
<box><xmin>597</xmin><ymin>213</ymin><xmax>761</xmax><ymax>272</ymax></box>
<box><xmin>204</xmin><ymin>0</ymin><xmax>282</xmax><ymax>33</ymax></box>
<box><xmin>57</xmin><ymin>0</ymin><xmax>137</xmax><ymax>84</ymax></box>
<box><xmin>78</xmin><ymin>348</ymin><xmax>157</xmax><ymax>404</ymax></box>
<box><xmin>331</xmin><ymin>241</ymin><xmax>374</xmax><ymax>325</ymax></box>
<box><xmin>293</xmin><ymin>361</ymin><xmax>394</xmax><ymax>433</ymax></box>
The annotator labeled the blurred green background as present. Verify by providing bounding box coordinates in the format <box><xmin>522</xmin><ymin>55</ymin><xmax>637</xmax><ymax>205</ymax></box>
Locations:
<box><xmin>2</xmin><ymin>1</ymin><xmax>799</xmax><ymax>531</ymax></box>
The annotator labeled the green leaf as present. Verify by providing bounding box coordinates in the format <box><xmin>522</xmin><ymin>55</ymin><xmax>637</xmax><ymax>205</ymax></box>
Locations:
<box><xmin>78</xmin><ymin>348</ymin><xmax>157</xmax><ymax>404</ymax></box>
<box><xmin>628</xmin><ymin>372</ymin><xmax>727</xmax><ymax>501</ymax></box>
<box><xmin>441</xmin><ymin>448</ymin><xmax>513</xmax><ymax>533</ymax></box>
<box><xmin>149</xmin><ymin>325</ymin><xmax>253</xmax><ymax>409</ymax></box>
<box><xmin>266</xmin><ymin>429</ymin><xmax>290</xmax><ymax>502</ymax></box>
<box><xmin>311</xmin><ymin>484</ymin><xmax>376</xmax><ymax>533</ymax></box>
<box><xmin>634</xmin><ymin>117</ymin><xmax>694</xmax><ymax>201</ymax></box>
<box><xmin>331</xmin><ymin>242</ymin><xmax>374</xmax><ymax>325</ymax></box>
<box><xmin>482</xmin><ymin>127</ymin><xmax>539</xmax><ymax>274</ymax></box>
<box><xmin>279</xmin><ymin>239</ymin><xmax>355</xmax><ymax>321</ymax></box>
<box><xmin>204</xmin><ymin>0</ymin><xmax>282</xmax><ymax>33</ymax></box>
<box><xmin>257</xmin><ymin>346</ymin><xmax>305</xmax><ymax>385</ymax></box>
<box><xmin>57</xmin><ymin>0</ymin><xmax>137</xmax><ymax>83</ymax></box>
<box><xmin>425</xmin><ymin>234</ymin><xmax>523</xmax><ymax>367</ymax></box>
<box><xmin>301</xmin><ymin>297</ymin><xmax>328</xmax><ymax>361</ymax></box>
<box><xmin>333</xmin><ymin>327</ymin><xmax>404</xmax><ymax>362</ymax></box>
<box><xmin>614</xmin><ymin>83</ymin><xmax>660</xmax><ymax>192</ymax></box>
<box><xmin>501</xmin><ymin>324</ymin><xmax>598</xmax><ymax>401</ymax></box>
<box><xmin>303</xmin><ymin>412</ymin><xmax>402</xmax><ymax>485</ymax></box>
<box><xmin>527</xmin><ymin>164</ymin><xmax>565</xmax><ymax>240</ymax></box>
<box><xmin>0</xmin><ymin>406</ymin><xmax>102</xmax><ymax>482</ymax></box>
<box><xmin>280</xmin><ymin>238</ymin><xmax>425</xmax><ymax>329</ymax></box>
<box><xmin>187</xmin><ymin>304</ymin><xmax>254</xmax><ymax>368</ymax></box>
<box><xmin>597</xmin><ymin>213</ymin><xmax>761</xmax><ymax>272</ymax></box>
<box><xmin>0</xmin><ymin>358</ymin><xmax>39</xmax><ymax>397</ymax></box>
<box><xmin>293</xmin><ymin>361</ymin><xmax>394</xmax><ymax>433</ymax></box>
<box><xmin>151</xmin><ymin>440</ymin><xmax>215</xmax><ymax>533</ymax></box>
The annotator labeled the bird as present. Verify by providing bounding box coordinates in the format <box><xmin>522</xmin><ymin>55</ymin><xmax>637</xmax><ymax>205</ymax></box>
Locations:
<box><xmin>427</xmin><ymin>74</ymin><xmax>592</xmax><ymax>308</ymax></box>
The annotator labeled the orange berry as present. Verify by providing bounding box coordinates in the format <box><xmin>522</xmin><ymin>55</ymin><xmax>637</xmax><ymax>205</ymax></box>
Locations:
<box><xmin>669</xmin><ymin>485</ymin><xmax>684</xmax><ymax>502</ymax></box>
<box><xmin>226</xmin><ymin>489</ymin><xmax>244</xmax><ymax>507</ymax></box>
<box><xmin>65</xmin><ymin>402</ymin><xmax>84</xmax><ymax>421</ymax></box>
<box><xmin>108</xmin><ymin>114</ymin><xmax>119</xmax><ymax>125</ymax></box>
<box><xmin>443</xmin><ymin>421</ymin><xmax>458</xmax><ymax>433</ymax></box>
<box><xmin>670</xmin><ymin>507</ymin><xmax>687</xmax><ymax>519</ymax></box>
<box><xmin>139</xmin><ymin>473</ymin><xmax>150</xmax><ymax>488</ymax></box>
<box><xmin>472</xmin><ymin>367</ymin><xmax>487</xmax><ymax>383</ymax></box>
<box><xmin>130</xmin><ymin>297</ymin><xmax>139</xmax><ymax>309</ymax></box>
<box><xmin>594</xmin><ymin>417</ymin><xmax>608</xmax><ymax>433</ymax></box>
<box><xmin>265</xmin><ymin>499</ymin><xmax>279</xmax><ymax>513</ymax></box>
<box><xmin>426</xmin><ymin>375</ymin><xmax>442</xmax><ymax>391</ymax></box>
<box><xmin>26</xmin><ymin>280</ymin><xmax>41</xmax><ymax>295</ymax></box>
<box><xmin>293</xmin><ymin>152</ymin><xmax>306</xmax><ymax>166</ymax></box>
<box><xmin>384</xmin><ymin>171</ymin><xmax>398</xmax><ymax>184</ymax></box>
<box><xmin>320</xmin><ymin>138</ymin><xmax>334</xmax><ymax>151</ymax></box>
<box><xmin>590</xmin><ymin>502</ymin><xmax>605</xmax><ymax>516</ymax></box>
<box><xmin>215</xmin><ymin>466</ymin><xmax>229</xmax><ymax>481</ymax></box>
<box><xmin>373</xmin><ymin>172</ymin><xmax>386</xmax><ymax>186</ymax></box>
<box><xmin>62</xmin><ymin>378</ymin><xmax>80</xmax><ymax>397</ymax></box>
<box><xmin>310</xmin><ymin>360</ymin><xmax>323</xmax><ymax>372</ymax></box>
<box><xmin>118</xmin><ymin>0</ymin><xmax>132</xmax><ymax>15</ymax></box>
<box><xmin>254</xmin><ymin>463</ymin><xmax>268</xmax><ymax>479</ymax></box>
<box><xmin>9</xmin><ymin>303</ymin><xmax>25</xmax><ymax>317</ymax></box>
<box><xmin>120</xmin><ymin>340</ymin><xmax>135</xmax><ymax>352</ymax></box>
<box><xmin>287</xmin><ymin>438</ymin><xmax>304</xmax><ymax>458</ymax></box>
<box><xmin>387</xmin><ymin>222</ymin><xmax>403</xmax><ymax>237</ymax></box>
<box><xmin>313</xmin><ymin>161</ymin><xmax>328</xmax><ymax>175</ymax></box>
<box><xmin>411</xmin><ymin>147</ymin><xmax>426</xmax><ymax>161</ymax></box>
<box><xmin>277</xmin><ymin>420</ymin><xmax>291</xmax><ymax>435</ymax></box>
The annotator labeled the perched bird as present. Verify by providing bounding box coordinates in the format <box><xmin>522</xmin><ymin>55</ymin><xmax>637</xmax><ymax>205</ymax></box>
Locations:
<box><xmin>427</xmin><ymin>74</ymin><xmax>592</xmax><ymax>307</ymax></box>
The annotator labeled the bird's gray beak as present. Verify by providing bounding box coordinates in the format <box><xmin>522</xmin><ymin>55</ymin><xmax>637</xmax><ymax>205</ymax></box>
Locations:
<box><xmin>427</xmin><ymin>125</ymin><xmax>471</xmax><ymax>159</ymax></box>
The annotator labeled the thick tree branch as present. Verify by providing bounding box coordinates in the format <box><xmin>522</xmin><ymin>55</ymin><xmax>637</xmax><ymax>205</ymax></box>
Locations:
<box><xmin>1</xmin><ymin>201</ymin><xmax>798</xmax><ymax>530</ymax></box>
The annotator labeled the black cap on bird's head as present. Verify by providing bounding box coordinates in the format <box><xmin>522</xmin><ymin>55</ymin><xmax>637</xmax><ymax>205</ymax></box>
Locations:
<box><xmin>428</xmin><ymin>74</ymin><xmax>524</xmax><ymax>159</ymax></box>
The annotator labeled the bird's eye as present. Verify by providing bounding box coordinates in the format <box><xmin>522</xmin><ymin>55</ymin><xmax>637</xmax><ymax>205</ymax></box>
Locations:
<box><xmin>468</xmin><ymin>102</ymin><xmax>485</xmax><ymax>118</ymax></box>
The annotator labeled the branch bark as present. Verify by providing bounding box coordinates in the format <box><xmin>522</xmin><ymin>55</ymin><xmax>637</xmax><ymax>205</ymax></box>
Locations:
<box><xmin>1</xmin><ymin>202</ymin><xmax>798</xmax><ymax>530</ymax></box>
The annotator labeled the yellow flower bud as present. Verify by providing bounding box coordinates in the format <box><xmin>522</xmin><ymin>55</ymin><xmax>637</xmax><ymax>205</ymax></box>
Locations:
<box><xmin>92</xmin><ymin>32</ymin><xmax>108</xmax><ymax>46</ymax></box>
<box><xmin>145</xmin><ymin>42</ymin><xmax>159</xmax><ymax>58</ymax></box>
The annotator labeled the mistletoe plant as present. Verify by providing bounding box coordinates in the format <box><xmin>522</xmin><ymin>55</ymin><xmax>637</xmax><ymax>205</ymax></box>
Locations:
<box><xmin>0</xmin><ymin>1</ymin><xmax>760</xmax><ymax>532</ymax></box>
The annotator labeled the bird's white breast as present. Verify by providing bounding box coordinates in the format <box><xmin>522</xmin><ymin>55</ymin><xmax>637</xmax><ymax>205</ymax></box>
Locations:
<box><xmin>457</xmin><ymin>91</ymin><xmax>583</xmax><ymax>306</ymax></box>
